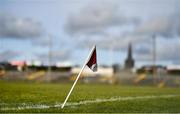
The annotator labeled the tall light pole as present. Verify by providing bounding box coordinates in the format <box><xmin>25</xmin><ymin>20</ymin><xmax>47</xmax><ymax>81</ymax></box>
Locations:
<box><xmin>152</xmin><ymin>34</ymin><xmax>156</xmax><ymax>84</ymax></box>
<box><xmin>0</xmin><ymin>39</ymin><xmax>3</xmax><ymax>62</ymax></box>
<box><xmin>47</xmin><ymin>35</ymin><xmax>52</xmax><ymax>82</ymax></box>
<box><xmin>110</xmin><ymin>43</ymin><xmax>114</xmax><ymax>66</ymax></box>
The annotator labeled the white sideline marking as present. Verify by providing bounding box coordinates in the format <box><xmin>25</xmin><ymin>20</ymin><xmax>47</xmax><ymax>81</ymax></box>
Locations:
<box><xmin>0</xmin><ymin>94</ymin><xmax>179</xmax><ymax>111</ymax></box>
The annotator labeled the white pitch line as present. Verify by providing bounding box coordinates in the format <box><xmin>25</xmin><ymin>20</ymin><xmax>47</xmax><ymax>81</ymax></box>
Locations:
<box><xmin>0</xmin><ymin>94</ymin><xmax>179</xmax><ymax>111</ymax></box>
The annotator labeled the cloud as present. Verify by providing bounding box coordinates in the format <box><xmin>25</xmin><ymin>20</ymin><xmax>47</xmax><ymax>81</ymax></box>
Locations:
<box><xmin>157</xmin><ymin>41</ymin><xmax>180</xmax><ymax>61</ymax></box>
<box><xmin>52</xmin><ymin>50</ymin><xmax>71</xmax><ymax>61</ymax></box>
<box><xmin>134</xmin><ymin>43</ymin><xmax>153</xmax><ymax>61</ymax></box>
<box><xmin>135</xmin><ymin>11</ymin><xmax>180</xmax><ymax>37</ymax></box>
<box><xmin>32</xmin><ymin>36</ymin><xmax>51</xmax><ymax>47</ymax></box>
<box><xmin>0</xmin><ymin>50</ymin><xmax>19</xmax><ymax>61</ymax></box>
<box><xmin>0</xmin><ymin>12</ymin><xmax>44</xmax><ymax>38</ymax></box>
<box><xmin>64</xmin><ymin>1</ymin><xmax>139</xmax><ymax>35</ymax></box>
<box><xmin>134</xmin><ymin>39</ymin><xmax>180</xmax><ymax>61</ymax></box>
<box><xmin>36</xmin><ymin>49</ymin><xmax>72</xmax><ymax>64</ymax></box>
<box><xmin>77</xmin><ymin>33</ymin><xmax>148</xmax><ymax>51</ymax></box>
<box><xmin>135</xmin><ymin>44</ymin><xmax>151</xmax><ymax>55</ymax></box>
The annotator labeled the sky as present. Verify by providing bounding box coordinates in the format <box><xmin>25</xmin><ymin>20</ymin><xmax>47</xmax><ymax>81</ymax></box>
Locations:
<box><xmin>0</xmin><ymin>0</ymin><xmax>180</xmax><ymax>67</ymax></box>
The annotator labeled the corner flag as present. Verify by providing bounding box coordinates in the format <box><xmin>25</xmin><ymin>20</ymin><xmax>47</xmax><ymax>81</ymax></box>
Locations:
<box><xmin>61</xmin><ymin>45</ymin><xmax>97</xmax><ymax>108</ymax></box>
<box><xmin>86</xmin><ymin>46</ymin><xmax>97</xmax><ymax>72</ymax></box>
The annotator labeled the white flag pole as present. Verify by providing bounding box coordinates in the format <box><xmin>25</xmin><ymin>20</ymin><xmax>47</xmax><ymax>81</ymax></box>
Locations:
<box><xmin>61</xmin><ymin>45</ymin><xmax>96</xmax><ymax>109</ymax></box>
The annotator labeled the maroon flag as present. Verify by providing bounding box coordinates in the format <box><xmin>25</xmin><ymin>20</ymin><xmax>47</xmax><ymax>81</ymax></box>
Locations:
<box><xmin>61</xmin><ymin>45</ymin><xmax>98</xmax><ymax>108</ymax></box>
<box><xmin>86</xmin><ymin>46</ymin><xmax>97</xmax><ymax>72</ymax></box>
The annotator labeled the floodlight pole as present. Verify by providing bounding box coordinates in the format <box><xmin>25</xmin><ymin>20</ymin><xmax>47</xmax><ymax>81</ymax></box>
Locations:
<box><xmin>0</xmin><ymin>39</ymin><xmax>3</xmax><ymax>62</ymax></box>
<box><xmin>47</xmin><ymin>35</ymin><xmax>52</xmax><ymax>82</ymax></box>
<box><xmin>109</xmin><ymin>38</ymin><xmax>116</xmax><ymax>67</ymax></box>
<box><xmin>152</xmin><ymin>34</ymin><xmax>156</xmax><ymax>84</ymax></box>
<box><xmin>110</xmin><ymin>45</ymin><xmax>114</xmax><ymax>66</ymax></box>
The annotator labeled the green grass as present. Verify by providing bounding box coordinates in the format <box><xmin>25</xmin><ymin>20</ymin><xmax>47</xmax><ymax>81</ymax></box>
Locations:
<box><xmin>0</xmin><ymin>80</ymin><xmax>180</xmax><ymax>113</ymax></box>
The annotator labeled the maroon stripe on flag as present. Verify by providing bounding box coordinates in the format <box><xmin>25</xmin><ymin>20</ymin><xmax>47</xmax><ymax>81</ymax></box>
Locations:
<box><xmin>86</xmin><ymin>46</ymin><xmax>97</xmax><ymax>71</ymax></box>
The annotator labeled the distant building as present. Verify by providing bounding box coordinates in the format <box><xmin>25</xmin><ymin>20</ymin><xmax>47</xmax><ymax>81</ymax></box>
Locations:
<box><xmin>136</xmin><ymin>65</ymin><xmax>166</xmax><ymax>74</ymax></box>
<box><xmin>124</xmin><ymin>43</ymin><xmax>135</xmax><ymax>69</ymax></box>
<box><xmin>71</xmin><ymin>66</ymin><xmax>114</xmax><ymax>83</ymax></box>
<box><xmin>167</xmin><ymin>65</ymin><xmax>180</xmax><ymax>75</ymax></box>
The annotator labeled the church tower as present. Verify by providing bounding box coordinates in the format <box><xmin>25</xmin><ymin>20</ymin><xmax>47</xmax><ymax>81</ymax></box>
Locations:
<box><xmin>124</xmin><ymin>43</ymin><xmax>135</xmax><ymax>69</ymax></box>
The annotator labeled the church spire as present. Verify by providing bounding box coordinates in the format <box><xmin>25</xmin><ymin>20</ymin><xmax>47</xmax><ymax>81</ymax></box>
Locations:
<box><xmin>128</xmin><ymin>42</ymin><xmax>132</xmax><ymax>59</ymax></box>
<box><xmin>124</xmin><ymin>42</ymin><xmax>135</xmax><ymax>69</ymax></box>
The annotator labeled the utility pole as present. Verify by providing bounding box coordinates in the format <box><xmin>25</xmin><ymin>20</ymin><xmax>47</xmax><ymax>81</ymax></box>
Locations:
<box><xmin>0</xmin><ymin>39</ymin><xmax>3</xmax><ymax>62</ymax></box>
<box><xmin>152</xmin><ymin>34</ymin><xmax>156</xmax><ymax>84</ymax></box>
<box><xmin>47</xmin><ymin>35</ymin><xmax>52</xmax><ymax>82</ymax></box>
<box><xmin>110</xmin><ymin>44</ymin><xmax>114</xmax><ymax>67</ymax></box>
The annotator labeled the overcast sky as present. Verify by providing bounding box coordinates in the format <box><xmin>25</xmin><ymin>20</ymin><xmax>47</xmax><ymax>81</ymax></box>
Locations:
<box><xmin>0</xmin><ymin>0</ymin><xmax>180</xmax><ymax>67</ymax></box>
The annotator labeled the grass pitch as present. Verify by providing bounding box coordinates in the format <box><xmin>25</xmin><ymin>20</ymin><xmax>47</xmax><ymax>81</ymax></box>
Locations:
<box><xmin>0</xmin><ymin>80</ymin><xmax>180</xmax><ymax>113</ymax></box>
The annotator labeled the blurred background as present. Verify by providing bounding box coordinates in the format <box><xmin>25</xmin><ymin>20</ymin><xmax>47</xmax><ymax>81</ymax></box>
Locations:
<box><xmin>0</xmin><ymin>0</ymin><xmax>180</xmax><ymax>87</ymax></box>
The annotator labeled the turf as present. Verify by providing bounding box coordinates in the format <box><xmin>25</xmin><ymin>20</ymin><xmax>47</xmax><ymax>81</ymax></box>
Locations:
<box><xmin>0</xmin><ymin>80</ymin><xmax>180</xmax><ymax>113</ymax></box>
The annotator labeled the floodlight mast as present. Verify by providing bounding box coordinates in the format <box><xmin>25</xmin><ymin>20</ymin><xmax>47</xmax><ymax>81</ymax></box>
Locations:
<box><xmin>152</xmin><ymin>34</ymin><xmax>156</xmax><ymax>84</ymax></box>
<box><xmin>47</xmin><ymin>35</ymin><xmax>52</xmax><ymax>82</ymax></box>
